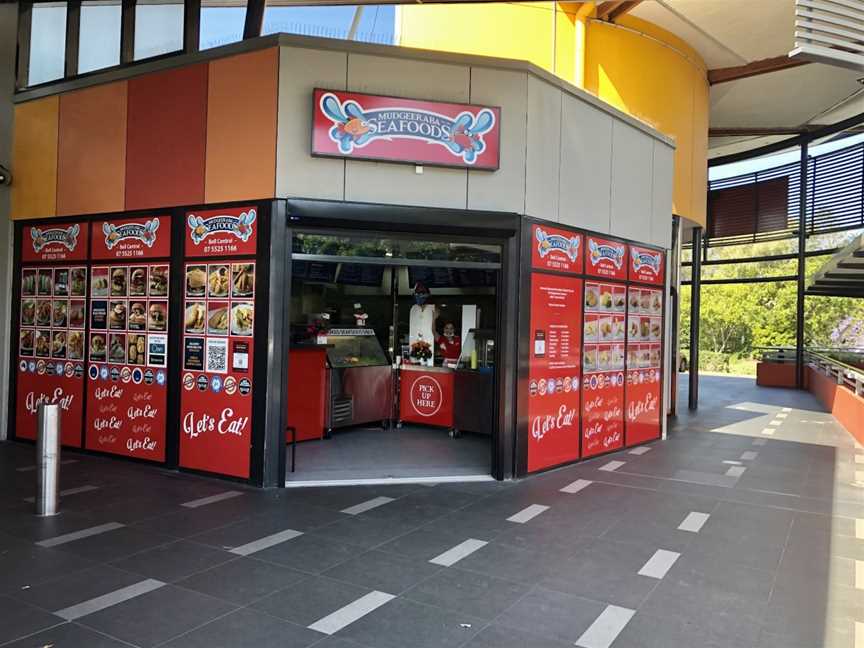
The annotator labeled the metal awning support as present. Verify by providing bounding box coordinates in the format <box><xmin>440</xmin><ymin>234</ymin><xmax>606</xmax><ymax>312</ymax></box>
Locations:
<box><xmin>806</xmin><ymin>234</ymin><xmax>864</xmax><ymax>297</ymax></box>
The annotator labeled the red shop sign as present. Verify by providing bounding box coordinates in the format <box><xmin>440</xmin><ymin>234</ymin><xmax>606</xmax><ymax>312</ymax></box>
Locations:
<box><xmin>585</xmin><ymin>236</ymin><xmax>627</xmax><ymax>281</ymax></box>
<box><xmin>629</xmin><ymin>245</ymin><xmax>665</xmax><ymax>285</ymax></box>
<box><xmin>185</xmin><ymin>206</ymin><xmax>258</xmax><ymax>257</ymax></box>
<box><xmin>312</xmin><ymin>88</ymin><xmax>501</xmax><ymax>170</ymax></box>
<box><xmin>527</xmin><ymin>273</ymin><xmax>582</xmax><ymax>472</ymax></box>
<box><xmin>22</xmin><ymin>222</ymin><xmax>88</xmax><ymax>263</ymax></box>
<box><xmin>91</xmin><ymin>215</ymin><xmax>171</xmax><ymax>260</ymax></box>
<box><xmin>15</xmin><ymin>363</ymin><xmax>84</xmax><ymax>447</ymax></box>
<box><xmin>626</xmin><ymin>365</ymin><xmax>662</xmax><ymax>446</ymax></box>
<box><xmin>531</xmin><ymin>224</ymin><xmax>583</xmax><ymax>274</ymax></box>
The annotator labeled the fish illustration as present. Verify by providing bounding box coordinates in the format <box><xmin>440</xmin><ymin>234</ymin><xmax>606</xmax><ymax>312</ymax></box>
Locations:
<box><xmin>443</xmin><ymin>110</ymin><xmax>495</xmax><ymax>163</ymax></box>
<box><xmin>321</xmin><ymin>94</ymin><xmax>374</xmax><ymax>153</ymax></box>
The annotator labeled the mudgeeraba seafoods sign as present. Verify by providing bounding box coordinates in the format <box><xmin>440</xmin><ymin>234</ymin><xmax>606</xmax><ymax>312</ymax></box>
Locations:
<box><xmin>311</xmin><ymin>89</ymin><xmax>501</xmax><ymax>170</ymax></box>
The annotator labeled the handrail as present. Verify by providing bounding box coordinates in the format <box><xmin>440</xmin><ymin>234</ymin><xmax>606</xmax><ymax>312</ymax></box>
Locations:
<box><xmin>805</xmin><ymin>349</ymin><xmax>864</xmax><ymax>396</ymax></box>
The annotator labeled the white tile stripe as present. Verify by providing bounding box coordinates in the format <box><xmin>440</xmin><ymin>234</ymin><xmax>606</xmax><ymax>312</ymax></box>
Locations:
<box><xmin>507</xmin><ymin>504</ymin><xmax>549</xmax><ymax>524</ymax></box>
<box><xmin>307</xmin><ymin>591</ymin><xmax>395</xmax><ymax>635</ymax></box>
<box><xmin>725</xmin><ymin>466</ymin><xmax>747</xmax><ymax>478</ymax></box>
<box><xmin>429</xmin><ymin>539</ymin><xmax>488</xmax><ymax>567</ymax></box>
<box><xmin>740</xmin><ymin>451</ymin><xmax>759</xmax><ymax>461</ymax></box>
<box><xmin>722</xmin><ymin>460</ymin><xmax>742</xmax><ymax>466</ymax></box>
<box><xmin>628</xmin><ymin>446</ymin><xmax>651</xmax><ymax>455</ymax></box>
<box><xmin>340</xmin><ymin>496</ymin><xmax>395</xmax><ymax>515</ymax></box>
<box><xmin>857</xmin><ymin>561</ymin><xmax>864</xmax><ymax>590</ymax></box>
<box><xmin>678</xmin><ymin>512</ymin><xmax>710</xmax><ymax>533</ymax></box>
<box><xmin>229</xmin><ymin>529</ymin><xmax>304</xmax><ymax>556</ymax></box>
<box><xmin>761</xmin><ymin>428</ymin><xmax>775</xmax><ymax>436</ymax></box>
<box><xmin>782</xmin><ymin>407</ymin><xmax>791</xmax><ymax>412</ymax></box>
<box><xmin>856</xmin><ymin>519</ymin><xmax>864</xmax><ymax>540</ymax></box>
<box><xmin>17</xmin><ymin>459</ymin><xmax>78</xmax><ymax>472</ymax></box>
<box><xmin>36</xmin><ymin>522</ymin><xmax>125</xmax><ymax>548</ymax></box>
<box><xmin>575</xmin><ymin>604</ymin><xmax>635</xmax><ymax>648</ymax></box>
<box><xmin>24</xmin><ymin>484</ymin><xmax>99</xmax><ymax>503</ymax></box>
<box><xmin>856</xmin><ymin>621</ymin><xmax>864</xmax><ymax>648</ymax></box>
<box><xmin>638</xmin><ymin>549</ymin><xmax>680</xmax><ymax>579</ymax></box>
<box><xmin>181</xmin><ymin>490</ymin><xmax>244</xmax><ymax>508</ymax></box>
<box><xmin>54</xmin><ymin>579</ymin><xmax>165</xmax><ymax>621</ymax></box>
<box><xmin>599</xmin><ymin>461</ymin><xmax>625</xmax><ymax>472</ymax></box>
<box><xmin>768</xmin><ymin>420</ymin><xmax>782</xmax><ymax>427</ymax></box>
<box><xmin>776</xmin><ymin>412</ymin><xmax>788</xmax><ymax>418</ymax></box>
<box><xmin>752</xmin><ymin>438</ymin><xmax>767</xmax><ymax>446</ymax></box>
<box><xmin>560</xmin><ymin>479</ymin><xmax>593</xmax><ymax>494</ymax></box>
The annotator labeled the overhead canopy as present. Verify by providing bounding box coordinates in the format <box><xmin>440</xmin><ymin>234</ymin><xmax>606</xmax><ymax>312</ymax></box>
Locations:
<box><xmin>807</xmin><ymin>234</ymin><xmax>864</xmax><ymax>297</ymax></box>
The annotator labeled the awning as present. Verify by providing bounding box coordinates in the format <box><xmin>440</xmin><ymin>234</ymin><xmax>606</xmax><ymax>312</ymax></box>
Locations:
<box><xmin>807</xmin><ymin>234</ymin><xmax>864</xmax><ymax>297</ymax></box>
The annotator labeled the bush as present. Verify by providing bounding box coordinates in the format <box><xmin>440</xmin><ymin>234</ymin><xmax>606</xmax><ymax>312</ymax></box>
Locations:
<box><xmin>699</xmin><ymin>351</ymin><xmax>731</xmax><ymax>373</ymax></box>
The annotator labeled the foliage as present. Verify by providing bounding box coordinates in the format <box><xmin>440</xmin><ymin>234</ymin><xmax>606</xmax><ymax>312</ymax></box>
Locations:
<box><xmin>699</xmin><ymin>351</ymin><xmax>731</xmax><ymax>373</ymax></box>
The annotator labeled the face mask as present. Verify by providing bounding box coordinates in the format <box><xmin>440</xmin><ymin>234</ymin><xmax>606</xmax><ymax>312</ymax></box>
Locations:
<box><xmin>415</xmin><ymin>293</ymin><xmax>428</xmax><ymax>306</ymax></box>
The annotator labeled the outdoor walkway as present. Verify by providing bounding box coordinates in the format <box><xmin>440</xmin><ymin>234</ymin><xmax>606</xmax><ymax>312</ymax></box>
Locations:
<box><xmin>1</xmin><ymin>375</ymin><xmax>862</xmax><ymax>648</ymax></box>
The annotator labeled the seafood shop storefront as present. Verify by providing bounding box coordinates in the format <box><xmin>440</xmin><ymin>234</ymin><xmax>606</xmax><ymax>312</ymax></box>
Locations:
<box><xmin>7</xmin><ymin>35</ymin><xmax>674</xmax><ymax>487</ymax></box>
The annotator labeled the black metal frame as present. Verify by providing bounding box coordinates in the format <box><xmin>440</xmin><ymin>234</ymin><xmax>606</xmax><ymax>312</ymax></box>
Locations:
<box><xmin>688</xmin><ymin>227</ymin><xmax>701</xmax><ymax>411</ymax></box>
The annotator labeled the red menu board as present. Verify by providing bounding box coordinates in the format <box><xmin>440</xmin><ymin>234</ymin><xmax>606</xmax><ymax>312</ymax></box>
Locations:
<box><xmin>16</xmin><ymin>266</ymin><xmax>88</xmax><ymax>446</ymax></box>
<box><xmin>91</xmin><ymin>216</ymin><xmax>171</xmax><ymax>260</ymax></box>
<box><xmin>629</xmin><ymin>245</ymin><xmax>665</xmax><ymax>286</ymax></box>
<box><xmin>312</xmin><ymin>89</ymin><xmax>501</xmax><ymax>170</ymax></box>
<box><xmin>581</xmin><ymin>280</ymin><xmax>625</xmax><ymax>457</ymax></box>
<box><xmin>179</xmin><ymin>261</ymin><xmax>256</xmax><ymax>478</ymax></box>
<box><xmin>185</xmin><ymin>206</ymin><xmax>257</xmax><ymax>257</ymax></box>
<box><xmin>625</xmin><ymin>286</ymin><xmax>663</xmax><ymax>445</ymax></box>
<box><xmin>531</xmin><ymin>224</ymin><xmax>583</xmax><ymax>274</ymax></box>
<box><xmin>84</xmin><ymin>262</ymin><xmax>170</xmax><ymax>461</ymax></box>
<box><xmin>585</xmin><ymin>236</ymin><xmax>627</xmax><ymax>281</ymax></box>
<box><xmin>527</xmin><ymin>273</ymin><xmax>582</xmax><ymax>472</ymax></box>
<box><xmin>22</xmin><ymin>222</ymin><xmax>88</xmax><ymax>263</ymax></box>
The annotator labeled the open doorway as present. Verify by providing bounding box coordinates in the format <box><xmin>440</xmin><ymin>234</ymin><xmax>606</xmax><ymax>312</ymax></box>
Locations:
<box><xmin>284</xmin><ymin>231</ymin><xmax>501</xmax><ymax>484</ymax></box>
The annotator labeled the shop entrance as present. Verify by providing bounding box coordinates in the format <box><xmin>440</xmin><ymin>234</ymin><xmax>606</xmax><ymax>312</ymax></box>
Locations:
<box><xmin>284</xmin><ymin>231</ymin><xmax>500</xmax><ymax>484</ymax></box>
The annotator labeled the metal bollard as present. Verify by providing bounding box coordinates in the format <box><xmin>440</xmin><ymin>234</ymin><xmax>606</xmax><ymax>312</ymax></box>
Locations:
<box><xmin>36</xmin><ymin>404</ymin><xmax>61</xmax><ymax>517</ymax></box>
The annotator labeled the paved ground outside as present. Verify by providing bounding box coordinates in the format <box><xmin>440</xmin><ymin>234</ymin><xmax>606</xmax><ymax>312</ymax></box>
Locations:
<box><xmin>1</xmin><ymin>374</ymin><xmax>862</xmax><ymax>648</ymax></box>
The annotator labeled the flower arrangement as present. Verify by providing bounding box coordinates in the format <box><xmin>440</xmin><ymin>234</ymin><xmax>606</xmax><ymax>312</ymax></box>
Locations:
<box><xmin>409</xmin><ymin>339</ymin><xmax>432</xmax><ymax>362</ymax></box>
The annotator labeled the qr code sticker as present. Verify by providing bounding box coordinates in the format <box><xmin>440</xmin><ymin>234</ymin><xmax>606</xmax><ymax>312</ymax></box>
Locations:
<box><xmin>205</xmin><ymin>338</ymin><xmax>228</xmax><ymax>374</ymax></box>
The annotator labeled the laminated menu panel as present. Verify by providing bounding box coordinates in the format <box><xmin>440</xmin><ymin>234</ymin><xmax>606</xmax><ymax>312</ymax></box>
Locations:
<box><xmin>57</xmin><ymin>82</ymin><xmax>128</xmax><ymax>217</ymax></box>
<box><xmin>11</xmin><ymin>97</ymin><xmax>59</xmax><ymax>219</ymax></box>
<box><xmin>125</xmin><ymin>64</ymin><xmax>208</xmax><ymax>210</ymax></box>
<box><xmin>205</xmin><ymin>48</ymin><xmax>278</xmax><ymax>204</ymax></box>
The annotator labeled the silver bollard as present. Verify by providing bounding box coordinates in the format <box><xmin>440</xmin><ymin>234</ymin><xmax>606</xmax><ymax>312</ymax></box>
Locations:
<box><xmin>36</xmin><ymin>403</ymin><xmax>61</xmax><ymax>517</ymax></box>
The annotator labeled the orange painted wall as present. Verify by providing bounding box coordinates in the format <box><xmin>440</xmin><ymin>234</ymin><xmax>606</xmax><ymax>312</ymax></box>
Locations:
<box><xmin>11</xmin><ymin>96</ymin><xmax>59</xmax><ymax>219</ymax></box>
<box><xmin>756</xmin><ymin>362</ymin><xmax>797</xmax><ymax>389</ymax></box>
<box><xmin>205</xmin><ymin>48</ymin><xmax>278</xmax><ymax>204</ymax></box>
<box><xmin>125</xmin><ymin>64</ymin><xmax>209</xmax><ymax>211</ymax></box>
<box><xmin>57</xmin><ymin>82</ymin><xmax>128</xmax><ymax>216</ymax></box>
<box><xmin>808</xmin><ymin>367</ymin><xmax>864</xmax><ymax>446</ymax></box>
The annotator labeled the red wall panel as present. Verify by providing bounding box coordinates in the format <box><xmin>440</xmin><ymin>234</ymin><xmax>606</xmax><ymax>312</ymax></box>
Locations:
<box><xmin>125</xmin><ymin>65</ymin><xmax>208</xmax><ymax>210</ymax></box>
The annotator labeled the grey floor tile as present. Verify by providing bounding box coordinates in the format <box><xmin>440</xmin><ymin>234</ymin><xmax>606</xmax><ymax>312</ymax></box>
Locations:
<box><xmin>612</xmin><ymin>612</ymin><xmax>754</xmax><ymax>648</ymax></box>
<box><xmin>322</xmin><ymin>549</ymin><xmax>442</xmax><ymax>595</ymax></box>
<box><xmin>12</xmin><ymin>564</ymin><xmax>147</xmax><ymax>614</ymax></box>
<box><xmin>158</xmin><ymin>607</ymin><xmax>323</xmax><ymax>648</ymax></box>
<box><xmin>376</xmin><ymin>526</ymin><xmax>492</xmax><ymax>562</ymax></box>
<box><xmin>251</xmin><ymin>533</ymin><xmax>360</xmax><ymax>573</ymax></box>
<box><xmin>0</xmin><ymin>545</ymin><xmax>95</xmax><ymax>594</ymax></box>
<box><xmin>76</xmin><ymin>584</ymin><xmax>236</xmax><ymax>648</ymax></box>
<box><xmin>0</xmin><ymin>595</ymin><xmax>64</xmax><ymax>645</ymax></box>
<box><xmin>252</xmin><ymin>575</ymin><xmax>371</xmax><ymax>627</ymax></box>
<box><xmin>496</xmin><ymin>587</ymin><xmax>606</xmax><ymax>644</ymax></box>
<box><xmin>53</xmin><ymin>526</ymin><xmax>175</xmax><ymax>562</ymax></box>
<box><xmin>110</xmin><ymin>539</ymin><xmax>235</xmax><ymax>583</ymax></box>
<box><xmin>403</xmin><ymin>568</ymin><xmax>529</xmax><ymax>620</ymax></box>
<box><xmin>308</xmin><ymin>516</ymin><xmax>422</xmax><ymax>550</ymax></box>
<box><xmin>0</xmin><ymin>621</ymin><xmax>132</xmax><ymax>648</ymax></box>
<box><xmin>453</xmin><ymin>541</ymin><xmax>562</xmax><ymax>586</ymax></box>
<box><xmin>189</xmin><ymin>514</ymin><xmax>309</xmax><ymax>551</ymax></box>
<box><xmin>175</xmin><ymin>556</ymin><xmax>306</xmax><ymax>605</ymax></box>
<box><xmin>463</xmin><ymin>624</ymin><xmax>572</xmax><ymax>648</ymax></box>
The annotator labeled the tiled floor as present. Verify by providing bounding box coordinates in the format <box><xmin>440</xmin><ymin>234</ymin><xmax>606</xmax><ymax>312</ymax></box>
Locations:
<box><xmin>1</xmin><ymin>374</ymin><xmax>862</xmax><ymax>648</ymax></box>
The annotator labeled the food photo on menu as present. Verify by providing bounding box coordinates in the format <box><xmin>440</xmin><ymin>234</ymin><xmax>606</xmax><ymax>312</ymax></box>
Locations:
<box><xmin>207</xmin><ymin>303</ymin><xmax>229</xmax><ymax>336</ymax></box>
<box><xmin>650</xmin><ymin>319</ymin><xmax>662</xmax><ymax>341</ymax></box>
<box><xmin>21</xmin><ymin>270</ymin><xmax>36</xmax><ymax>296</ymax></box>
<box><xmin>69</xmin><ymin>301</ymin><xmax>86</xmax><ymax>328</ymax></box>
<box><xmin>614</xmin><ymin>288</ymin><xmax>626</xmax><ymax>311</ymax></box>
<box><xmin>599</xmin><ymin>286</ymin><xmax>614</xmax><ymax>310</ymax></box>
<box><xmin>186</xmin><ymin>265</ymin><xmax>206</xmax><ymax>297</ymax></box>
<box><xmin>185</xmin><ymin>302</ymin><xmax>205</xmax><ymax>334</ymax></box>
<box><xmin>651</xmin><ymin>290</ymin><xmax>662</xmax><ymax>314</ymax></box>
<box><xmin>650</xmin><ymin>346</ymin><xmax>661</xmax><ymax>366</ymax></box>
<box><xmin>68</xmin><ymin>331</ymin><xmax>84</xmax><ymax>360</ymax></box>
<box><xmin>599</xmin><ymin>316</ymin><xmax>613</xmax><ymax>341</ymax></box>
<box><xmin>232</xmin><ymin>263</ymin><xmax>255</xmax><ymax>297</ymax></box>
<box><xmin>109</xmin><ymin>333</ymin><xmax>126</xmax><ymax>363</ymax></box>
<box><xmin>584</xmin><ymin>317</ymin><xmax>598</xmax><ymax>342</ymax></box>
<box><xmin>51</xmin><ymin>331</ymin><xmax>66</xmax><ymax>358</ymax></box>
<box><xmin>628</xmin><ymin>317</ymin><xmax>639</xmax><ymax>339</ymax></box>
<box><xmin>149</xmin><ymin>266</ymin><xmax>168</xmax><ymax>296</ymax></box>
<box><xmin>90</xmin><ymin>333</ymin><xmax>106</xmax><ymax>362</ymax></box>
<box><xmin>109</xmin><ymin>301</ymin><xmax>127</xmax><ymax>330</ymax></box>
<box><xmin>585</xmin><ymin>284</ymin><xmax>599</xmax><ymax>310</ymax></box>
<box><xmin>129</xmin><ymin>267</ymin><xmax>147</xmax><ymax>296</ymax></box>
<box><xmin>19</xmin><ymin>329</ymin><xmax>33</xmax><ymax>356</ymax></box>
<box><xmin>70</xmin><ymin>268</ymin><xmax>86</xmax><ymax>296</ymax></box>
<box><xmin>129</xmin><ymin>302</ymin><xmax>147</xmax><ymax>330</ymax></box>
<box><xmin>35</xmin><ymin>330</ymin><xmax>50</xmax><ymax>357</ymax></box>
<box><xmin>640</xmin><ymin>317</ymin><xmax>650</xmax><ymax>340</ymax></box>
<box><xmin>629</xmin><ymin>289</ymin><xmax>640</xmax><ymax>312</ymax></box>
<box><xmin>127</xmin><ymin>334</ymin><xmax>146</xmax><ymax>365</ymax></box>
<box><xmin>36</xmin><ymin>300</ymin><xmax>51</xmax><ymax>327</ymax></box>
<box><xmin>92</xmin><ymin>268</ymin><xmax>109</xmax><ymax>296</ymax></box>
<box><xmin>208</xmin><ymin>265</ymin><xmax>229</xmax><ymax>298</ymax></box>
<box><xmin>231</xmin><ymin>303</ymin><xmax>254</xmax><ymax>336</ymax></box>
<box><xmin>21</xmin><ymin>299</ymin><xmax>35</xmax><ymax>326</ymax></box>
<box><xmin>52</xmin><ymin>301</ymin><xmax>67</xmax><ymax>327</ymax></box>
<box><xmin>53</xmin><ymin>269</ymin><xmax>69</xmax><ymax>296</ymax></box>
<box><xmin>111</xmin><ymin>267</ymin><xmax>127</xmax><ymax>296</ymax></box>
<box><xmin>37</xmin><ymin>270</ymin><xmax>53</xmax><ymax>295</ymax></box>
<box><xmin>148</xmin><ymin>302</ymin><xmax>167</xmax><ymax>331</ymax></box>
<box><xmin>583</xmin><ymin>347</ymin><xmax>597</xmax><ymax>372</ymax></box>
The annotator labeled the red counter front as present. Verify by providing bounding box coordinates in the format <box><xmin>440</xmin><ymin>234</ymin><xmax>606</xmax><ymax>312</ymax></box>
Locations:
<box><xmin>287</xmin><ymin>348</ymin><xmax>328</xmax><ymax>442</ymax></box>
<box><xmin>399</xmin><ymin>366</ymin><xmax>454</xmax><ymax>428</ymax></box>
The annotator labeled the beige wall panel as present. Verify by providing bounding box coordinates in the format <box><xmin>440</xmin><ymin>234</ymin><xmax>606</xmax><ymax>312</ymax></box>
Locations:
<box><xmin>610</xmin><ymin>120</ymin><xmax>652</xmax><ymax>243</ymax></box>
<box><xmin>524</xmin><ymin>76</ymin><xmax>561</xmax><ymax>222</ymax></box>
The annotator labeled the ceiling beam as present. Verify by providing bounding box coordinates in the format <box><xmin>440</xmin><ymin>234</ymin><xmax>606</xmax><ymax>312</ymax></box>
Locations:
<box><xmin>708</xmin><ymin>55</ymin><xmax>810</xmax><ymax>85</ymax></box>
<box><xmin>596</xmin><ymin>1</ymin><xmax>643</xmax><ymax>21</ymax></box>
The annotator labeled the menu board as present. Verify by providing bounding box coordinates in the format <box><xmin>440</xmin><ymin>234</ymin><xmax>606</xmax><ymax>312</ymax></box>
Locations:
<box><xmin>581</xmin><ymin>280</ymin><xmax>625</xmax><ymax>457</ymax></box>
<box><xmin>531</xmin><ymin>224</ymin><xmax>583</xmax><ymax>274</ymax></box>
<box><xmin>629</xmin><ymin>245</ymin><xmax>665</xmax><ymax>286</ymax></box>
<box><xmin>185</xmin><ymin>206</ymin><xmax>257</xmax><ymax>257</ymax></box>
<box><xmin>16</xmin><ymin>265</ymin><xmax>88</xmax><ymax>446</ymax></box>
<box><xmin>625</xmin><ymin>286</ymin><xmax>663</xmax><ymax>445</ymax></box>
<box><xmin>179</xmin><ymin>261</ymin><xmax>256</xmax><ymax>478</ymax></box>
<box><xmin>22</xmin><ymin>222</ymin><xmax>89</xmax><ymax>263</ymax></box>
<box><xmin>527</xmin><ymin>273</ymin><xmax>582</xmax><ymax>472</ymax></box>
<box><xmin>585</xmin><ymin>236</ymin><xmax>627</xmax><ymax>281</ymax></box>
<box><xmin>91</xmin><ymin>216</ymin><xmax>171</xmax><ymax>260</ymax></box>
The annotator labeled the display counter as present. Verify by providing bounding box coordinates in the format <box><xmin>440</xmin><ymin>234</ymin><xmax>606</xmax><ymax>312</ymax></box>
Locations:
<box><xmin>399</xmin><ymin>364</ymin><xmax>455</xmax><ymax>430</ymax></box>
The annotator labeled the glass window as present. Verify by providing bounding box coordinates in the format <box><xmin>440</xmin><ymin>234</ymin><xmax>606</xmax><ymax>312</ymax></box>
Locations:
<box><xmin>134</xmin><ymin>0</ymin><xmax>184</xmax><ymax>61</ymax></box>
<box><xmin>79</xmin><ymin>1</ymin><xmax>121</xmax><ymax>74</ymax></box>
<box><xmin>262</xmin><ymin>3</ymin><xmax>394</xmax><ymax>45</ymax></box>
<box><xmin>29</xmin><ymin>2</ymin><xmax>67</xmax><ymax>85</ymax></box>
<box><xmin>200</xmin><ymin>1</ymin><xmax>246</xmax><ymax>50</ymax></box>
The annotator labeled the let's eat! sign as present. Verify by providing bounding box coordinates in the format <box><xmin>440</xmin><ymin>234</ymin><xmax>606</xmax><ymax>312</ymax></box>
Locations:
<box><xmin>311</xmin><ymin>88</ymin><xmax>501</xmax><ymax>171</ymax></box>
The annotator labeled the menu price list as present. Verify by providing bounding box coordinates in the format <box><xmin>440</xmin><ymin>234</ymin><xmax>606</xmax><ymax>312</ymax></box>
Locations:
<box><xmin>527</xmin><ymin>273</ymin><xmax>582</xmax><ymax>472</ymax></box>
<box><xmin>581</xmin><ymin>280</ymin><xmax>625</xmax><ymax>458</ymax></box>
<box><xmin>179</xmin><ymin>262</ymin><xmax>256</xmax><ymax>479</ymax></box>
<box><xmin>625</xmin><ymin>286</ymin><xmax>663</xmax><ymax>446</ymax></box>
<box><xmin>85</xmin><ymin>263</ymin><xmax>170</xmax><ymax>461</ymax></box>
<box><xmin>16</xmin><ymin>266</ymin><xmax>88</xmax><ymax>446</ymax></box>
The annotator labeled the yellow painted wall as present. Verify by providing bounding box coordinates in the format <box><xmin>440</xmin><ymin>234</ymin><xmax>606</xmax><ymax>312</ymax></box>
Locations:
<box><xmin>584</xmin><ymin>16</ymin><xmax>708</xmax><ymax>225</ymax></box>
<box><xmin>397</xmin><ymin>2</ymin><xmax>578</xmax><ymax>81</ymax></box>
<box><xmin>11</xmin><ymin>96</ymin><xmax>59</xmax><ymax>219</ymax></box>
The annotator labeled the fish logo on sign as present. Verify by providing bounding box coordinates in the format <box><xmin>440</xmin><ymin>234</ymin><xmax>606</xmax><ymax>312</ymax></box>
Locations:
<box><xmin>31</xmin><ymin>224</ymin><xmax>79</xmax><ymax>253</ymax></box>
<box><xmin>535</xmin><ymin>228</ymin><xmax>579</xmax><ymax>261</ymax></box>
<box><xmin>631</xmin><ymin>249</ymin><xmax>661</xmax><ymax>275</ymax></box>
<box><xmin>319</xmin><ymin>93</ymin><xmax>496</xmax><ymax>165</ymax></box>
<box><xmin>103</xmin><ymin>219</ymin><xmax>159</xmax><ymax>249</ymax></box>
<box><xmin>187</xmin><ymin>209</ymin><xmax>256</xmax><ymax>245</ymax></box>
<box><xmin>588</xmin><ymin>240</ymin><xmax>625</xmax><ymax>269</ymax></box>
